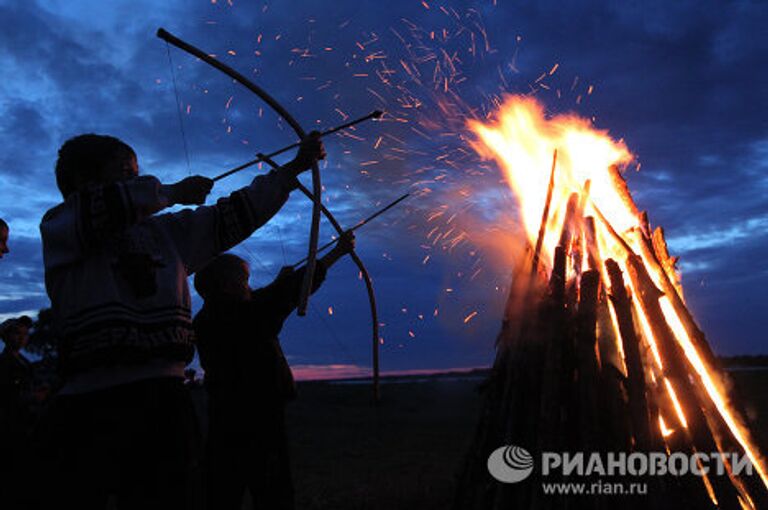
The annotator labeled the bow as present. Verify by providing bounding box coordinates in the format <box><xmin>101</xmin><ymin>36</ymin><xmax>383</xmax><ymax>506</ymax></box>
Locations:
<box><xmin>157</xmin><ymin>28</ymin><xmax>382</xmax><ymax>401</ymax></box>
<box><xmin>157</xmin><ymin>27</ymin><xmax>320</xmax><ymax>317</ymax></box>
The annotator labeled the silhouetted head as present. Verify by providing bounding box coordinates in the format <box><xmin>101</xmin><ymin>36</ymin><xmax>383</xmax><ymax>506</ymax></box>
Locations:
<box><xmin>0</xmin><ymin>218</ymin><xmax>8</xmax><ymax>259</ymax></box>
<box><xmin>1</xmin><ymin>316</ymin><xmax>32</xmax><ymax>353</ymax></box>
<box><xmin>55</xmin><ymin>134</ymin><xmax>138</xmax><ymax>199</ymax></box>
<box><xmin>194</xmin><ymin>254</ymin><xmax>251</xmax><ymax>302</ymax></box>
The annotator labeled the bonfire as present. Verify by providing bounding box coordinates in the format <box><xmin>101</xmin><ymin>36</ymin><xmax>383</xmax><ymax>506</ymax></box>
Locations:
<box><xmin>455</xmin><ymin>96</ymin><xmax>767</xmax><ymax>510</ymax></box>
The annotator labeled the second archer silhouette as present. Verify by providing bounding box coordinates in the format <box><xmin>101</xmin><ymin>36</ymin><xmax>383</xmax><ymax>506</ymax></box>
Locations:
<box><xmin>193</xmin><ymin>231</ymin><xmax>355</xmax><ymax>510</ymax></box>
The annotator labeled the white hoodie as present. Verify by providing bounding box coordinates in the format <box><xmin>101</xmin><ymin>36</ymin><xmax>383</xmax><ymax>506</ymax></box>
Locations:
<box><xmin>40</xmin><ymin>169</ymin><xmax>297</xmax><ymax>392</ymax></box>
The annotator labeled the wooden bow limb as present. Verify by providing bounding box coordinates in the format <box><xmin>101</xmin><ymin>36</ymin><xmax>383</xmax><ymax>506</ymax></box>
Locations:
<box><xmin>213</xmin><ymin>110</ymin><xmax>383</xmax><ymax>182</ymax></box>
<box><xmin>258</xmin><ymin>153</ymin><xmax>382</xmax><ymax>402</ymax></box>
<box><xmin>157</xmin><ymin>27</ymin><xmax>320</xmax><ymax>317</ymax></box>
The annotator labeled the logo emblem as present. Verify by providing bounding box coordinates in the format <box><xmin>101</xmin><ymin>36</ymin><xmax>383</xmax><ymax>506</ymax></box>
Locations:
<box><xmin>487</xmin><ymin>445</ymin><xmax>534</xmax><ymax>483</ymax></box>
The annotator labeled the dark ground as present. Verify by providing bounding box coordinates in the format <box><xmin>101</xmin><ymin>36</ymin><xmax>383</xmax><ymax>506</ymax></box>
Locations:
<box><xmin>192</xmin><ymin>368</ymin><xmax>768</xmax><ymax>510</ymax></box>
<box><xmin>288</xmin><ymin>376</ymin><xmax>483</xmax><ymax>510</ymax></box>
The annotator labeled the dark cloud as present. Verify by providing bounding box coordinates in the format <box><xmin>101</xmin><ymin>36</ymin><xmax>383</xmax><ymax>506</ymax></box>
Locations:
<box><xmin>0</xmin><ymin>234</ymin><xmax>48</xmax><ymax>317</ymax></box>
<box><xmin>1</xmin><ymin>101</ymin><xmax>50</xmax><ymax>145</ymax></box>
<box><xmin>0</xmin><ymin>0</ymin><xmax>765</xmax><ymax>371</ymax></box>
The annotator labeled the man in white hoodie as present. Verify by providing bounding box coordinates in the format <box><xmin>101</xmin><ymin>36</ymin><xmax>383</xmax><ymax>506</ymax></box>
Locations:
<box><xmin>39</xmin><ymin>132</ymin><xmax>324</xmax><ymax>510</ymax></box>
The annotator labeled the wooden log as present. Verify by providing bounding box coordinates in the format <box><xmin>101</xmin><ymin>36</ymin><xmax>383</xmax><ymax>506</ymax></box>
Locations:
<box><xmin>654</xmin><ymin>385</ymin><xmax>717</xmax><ymax>509</ymax></box>
<box><xmin>530</xmin><ymin>149</ymin><xmax>558</xmax><ymax>279</ymax></box>
<box><xmin>577</xmin><ymin>179</ymin><xmax>592</xmax><ymax>216</ymax></box>
<box><xmin>495</xmin><ymin>268</ymin><xmax>553</xmax><ymax>509</ymax></box>
<box><xmin>607</xmin><ymin>164</ymin><xmax>641</xmax><ymax>218</ymax></box>
<box><xmin>502</xmin><ymin>253</ymin><xmax>545</xmax><ymax>327</ymax></box>
<box><xmin>537</xmin><ymin>247</ymin><xmax>567</xmax><ymax>449</ymax></box>
<box><xmin>500</xmin><ymin>248</ymin><xmax>566</xmax><ymax>510</ymax></box>
<box><xmin>596</xmin><ymin>296</ymin><xmax>624</xmax><ymax>380</ymax></box>
<box><xmin>558</xmin><ymin>192</ymin><xmax>580</xmax><ymax>250</ymax></box>
<box><xmin>631</xmin><ymin>232</ymin><xmax>768</xmax><ymax>506</ymax></box>
<box><xmin>641</xmin><ymin>373</ymin><xmax>667</xmax><ymax>451</ymax></box>
<box><xmin>625</xmin><ymin>254</ymin><xmax>743</xmax><ymax>509</ymax></box>
<box><xmin>638</xmin><ymin>357</ymin><xmax>718</xmax><ymax>509</ymax></box>
<box><xmin>574</xmin><ymin>269</ymin><xmax>601</xmax><ymax>451</ymax></box>
<box><xmin>628</xmin><ymin>302</ymin><xmax>711</xmax><ymax>509</ymax></box>
<box><xmin>549</xmin><ymin>246</ymin><xmax>566</xmax><ymax>306</ymax></box>
<box><xmin>456</xmin><ymin>319</ymin><xmax>538</xmax><ymax>510</ymax></box>
<box><xmin>496</xmin><ymin>328</ymin><xmax>549</xmax><ymax>510</ymax></box>
<box><xmin>589</xmin><ymin>285</ymin><xmax>633</xmax><ymax>454</ymax></box>
<box><xmin>456</xmin><ymin>257</ymin><xmax>547</xmax><ymax>510</ymax></box>
<box><xmin>570</xmin><ymin>182</ymin><xmax>590</xmax><ymax>281</ymax></box>
<box><xmin>700</xmin><ymin>409</ymin><xmax>768</xmax><ymax>509</ymax></box>
<box><xmin>629</xmin><ymin>229</ymin><xmax>720</xmax><ymax>371</ymax></box>
<box><xmin>645</xmin><ymin>386</ymin><xmax>692</xmax><ymax>510</ymax></box>
<box><xmin>599</xmin><ymin>354</ymin><xmax>632</xmax><ymax>452</ymax></box>
<box><xmin>650</xmin><ymin>226</ymin><xmax>682</xmax><ymax>299</ymax></box>
<box><xmin>605</xmin><ymin>259</ymin><xmax>653</xmax><ymax>451</ymax></box>
<box><xmin>584</xmin><ymin>216</ymin><xmax>599</xmax><ymax>271</ymax></box>
<box><xmin>639</xmin><ymin>210</ymin><xmax>651</xmax><ymax>239</ymax></box>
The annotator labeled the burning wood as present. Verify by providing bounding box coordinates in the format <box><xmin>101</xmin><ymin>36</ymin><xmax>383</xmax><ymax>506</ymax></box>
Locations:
<box><xmin>455</xmin><ymin>96</ymin><xmax>767</xmax><ymax>509</ymax></box>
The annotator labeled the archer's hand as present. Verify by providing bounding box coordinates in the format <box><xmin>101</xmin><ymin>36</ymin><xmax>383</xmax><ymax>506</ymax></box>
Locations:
<box><xmin>168</xmin><ymin>176</ymin><xmax>214</xmax><ymax>205</ymax></box>
<box><xmin>277</xmin><ymin>266</ymin><xmax>295</xmax><ymax>279</ymax></box>
<box><xmin>289</xmin><ymin>131</ymin><xmax>326</xmax><ymax>175</ymax></box>
<box><xmin>336</xmin><ymin>230</ymin><xmax>356</xmax><ymax>254</ymax></box>
<box><xmin>321</xmin><ymin>231</ymin><xmax>355</xmax><ymax>268</ymax></box>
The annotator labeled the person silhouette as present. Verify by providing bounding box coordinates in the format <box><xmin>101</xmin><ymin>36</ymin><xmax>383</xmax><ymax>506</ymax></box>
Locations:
<box><xmin>0</xmin><ymin>316</ymin><xmax>35</xmax><ymax>509</ymax></box>
<box><xmin>39</xmin><ymin>132</ymin><xmax>324</xmax><ymax>509</ymax></box>
<box><xmin>193</xmin><ymin>232</ymin><xmax>354</xmax><ymax>510</ymax></box>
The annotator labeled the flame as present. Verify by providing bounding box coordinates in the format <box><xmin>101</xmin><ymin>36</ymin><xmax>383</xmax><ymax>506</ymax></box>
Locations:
<box><xmin>468</xmin><ymin>95</ymin><xmax>634</xmax><ymax>266</ymax></box>
<box><xmin>469</xmin><ymin>95</ymin><xmax>768</xmax><ymax>496</ymax></box>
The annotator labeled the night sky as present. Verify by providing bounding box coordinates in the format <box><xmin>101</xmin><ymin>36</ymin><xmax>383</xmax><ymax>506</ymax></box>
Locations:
<box><xmin>0</xmin><ymin>1</ymin><xmax>766</xmax><ymax>378</ymax></box>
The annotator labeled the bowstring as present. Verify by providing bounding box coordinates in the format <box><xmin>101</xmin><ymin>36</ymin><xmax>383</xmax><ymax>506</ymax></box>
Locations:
<box><xmin>164</xmin><ymin>41</ymin><xmax>192</xmax><ymax>176</ymax></box>
<box><xmin>275</xmin><ymin>220</ymin><xmax>288</xmax><ymax>265</ymax></box>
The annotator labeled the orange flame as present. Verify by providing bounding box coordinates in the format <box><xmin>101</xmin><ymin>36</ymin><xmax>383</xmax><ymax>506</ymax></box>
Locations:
<box><xmin>468</xmin><ymin>95</ymin><xmax>634</xmax><ymax>265</ymax></box>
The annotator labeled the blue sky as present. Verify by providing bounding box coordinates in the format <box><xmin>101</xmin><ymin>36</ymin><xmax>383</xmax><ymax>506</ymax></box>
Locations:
<box><xmin>0</xmin><ymin>0</ymin><xmax>766</xmax><ymax>374</ymax></box>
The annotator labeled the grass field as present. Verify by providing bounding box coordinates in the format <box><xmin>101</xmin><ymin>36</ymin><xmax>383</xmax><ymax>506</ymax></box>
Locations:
<box><xmin>221</xmin><ymin>368</ymin><xmax>768</xmax><ymax>509</ymax></box>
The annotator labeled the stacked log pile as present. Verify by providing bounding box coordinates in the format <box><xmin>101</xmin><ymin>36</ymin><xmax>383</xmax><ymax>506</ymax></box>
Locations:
<box><xmin>454</xmin><ymin>176</ymin><xmax>767</xmax><ymax>510</ymax></box>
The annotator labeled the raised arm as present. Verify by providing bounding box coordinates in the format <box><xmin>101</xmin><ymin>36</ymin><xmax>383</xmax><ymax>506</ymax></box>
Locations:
<box><xmin>157</xmin><ymin>168</ymin><xmax>298</xmax><ymax>276</ymax></box>
<box><xmin>251</xmin><ymin>263</ymin><xmax>328</xmax><ymax>338</ymax></box>
<box><xmin>158</xmin><ymin>134</ymin><xmax>324</xmax><ymax>275</ymax></box>
<box><xmin>251</xmin><ymin>231</ymin><xmax>355</xmax><ymax>333</ymax></box>
<box><xmin>40</xmin><ymin>175</ymin><xmax>210</xmax><ymax>269</ymax></box>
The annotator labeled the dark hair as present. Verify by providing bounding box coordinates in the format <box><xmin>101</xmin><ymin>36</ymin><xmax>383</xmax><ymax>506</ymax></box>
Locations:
<box><xmin>55</xmin><ymin>134</ymin><xmax>136</xmax><ymax>198</ymax></box>
<box><xmin>194</xmin><ymin>254</ymin><xmax>249</xmax><ymax>300</ymax></box>
<box><xmin>0</xmin><ymin>218</ymin><xmax>7</xmax><ymax>230</ymax></box>
<box><xmin>0</xmin><ymin>315</ymin><xmax>32</xmax><ymax>341</ymax></box>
